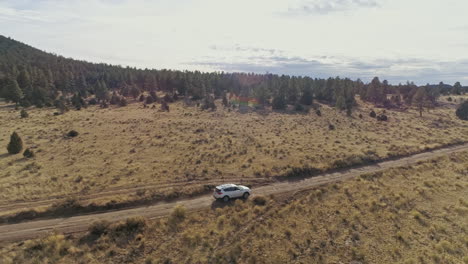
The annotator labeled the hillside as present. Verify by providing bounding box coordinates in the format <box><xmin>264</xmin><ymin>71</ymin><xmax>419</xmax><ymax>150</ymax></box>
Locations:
<box><xmin>1</xmin><ymin>35</ymin><xmax>466</xmax><ymax>116</ymax></box>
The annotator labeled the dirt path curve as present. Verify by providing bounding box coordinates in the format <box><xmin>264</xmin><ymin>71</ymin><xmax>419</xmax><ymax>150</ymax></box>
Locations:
<box><xmin>0</xmin><ymin>143</ymin><xmax>467</xmax><ymax>243</ymax></box>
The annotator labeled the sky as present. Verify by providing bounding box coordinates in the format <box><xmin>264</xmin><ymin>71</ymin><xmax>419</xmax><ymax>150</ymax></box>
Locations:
<box><xmin>0</xmin><ymin>0</ymin><xmax>467</xmax><ymax>85</ymax></box>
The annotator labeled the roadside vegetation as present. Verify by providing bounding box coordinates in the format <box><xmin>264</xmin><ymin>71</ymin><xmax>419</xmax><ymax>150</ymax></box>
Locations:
<box><xmin>1</xmin><ymin>151</ymin><xmax>467</xmax><ymax>264</ymax></box>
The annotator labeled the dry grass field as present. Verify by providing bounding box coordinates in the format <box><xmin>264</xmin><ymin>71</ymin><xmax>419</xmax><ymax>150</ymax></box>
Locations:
<box><xmin>0</xmin><ymin>96</ymin><xmax>467</xmax><ymax>211</ymax></box>
<box><xmin>1</xmin><ymin>150</ymin><xmax>467</xmax><ymax>264</ymax></box>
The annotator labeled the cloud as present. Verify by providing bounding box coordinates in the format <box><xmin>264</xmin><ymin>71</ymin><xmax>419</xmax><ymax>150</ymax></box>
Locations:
<box><xmin>285</xmin><ymin>0</ymin><xmax>381</xmax><ymax>15</ymax></box>
<box><xmin>0</xmin><ymin>6</ymin><xmax>52</xmax><ymax>22</ymax></box>
<box><xmin>190</xmin><ymin>54</ymin><xmax>468</xmax><ymax>85</ymax></box>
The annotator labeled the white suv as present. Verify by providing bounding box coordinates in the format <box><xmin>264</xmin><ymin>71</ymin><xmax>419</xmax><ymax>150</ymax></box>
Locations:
<box><xmin>213</xmin><ymin>184</ymin><xmax>251</xmax><ymax>202</ymax></box>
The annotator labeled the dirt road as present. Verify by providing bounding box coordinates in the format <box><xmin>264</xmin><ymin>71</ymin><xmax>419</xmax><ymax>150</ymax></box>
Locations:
<box><xmin>0</xmin><ymin>143</ymin><xmax>467</xmax><ymax>243</ymax></box>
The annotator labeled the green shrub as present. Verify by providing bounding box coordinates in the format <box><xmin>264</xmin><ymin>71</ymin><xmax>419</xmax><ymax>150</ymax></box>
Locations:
<box><xmin>146</xmin><ymin>96</ymin><xmax>155</xmax><ymax>104</ymax></box>
<box><xmin>294</xmin><ymin>103</ymin><xmax>304</xmax><ymax>112</ymax></box>
<box><xmin>370</xmin><ymin>110</ymin><xmax>376</xmax><ymax>118</ymax></box>
<box><xmin>88</xmin><ymin>220</ymin><xmax>111</xmax><ymax>236</ymax></box>
<box><xmin>23</xmin><ymin>148</ymin><xmax>35</xmax><ymax>158</ymax></box>
<box><xmin>168</xmin><ymin>205</ymin><xmax>186</xmax><ymax>231</ymax></box>
<box><xmin>119</xmin><ymin>97</ymin><xmax>128</xmax><ymax>107</ymax></box>
<box><xmin>20</xmin><ymin>109</ymin><xmax>29</xmax><ymax>118</ymax></box>
<box><xmin>7</xmin><ymin>131</ymin><xmax>23</xmax><ymax>154</ymax></box>
<box><xmin>88</xmin><ymin>98</ymin><xmax>97</xmax><ymax>105</ymax></box>
<box><xmin>252</xmin><ymin>196</ymin><xmax>267</xmax><ymax>206</ymax></box>
<box><xmin>67</xmin><ymin>130</ymin><xmax>79</xmax><ymax>137</ymax></box>
<box><xmin>377</xmin><ymin>114</ymin><xmax>388</xmax><ymax>121</ymax></box>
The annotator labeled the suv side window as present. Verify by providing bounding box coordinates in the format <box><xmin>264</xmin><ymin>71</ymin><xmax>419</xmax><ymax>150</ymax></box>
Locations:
<box><xmin>224</xmin><ymin>187</ymin><xmax>233</xmax><ymax>192</ymax></box>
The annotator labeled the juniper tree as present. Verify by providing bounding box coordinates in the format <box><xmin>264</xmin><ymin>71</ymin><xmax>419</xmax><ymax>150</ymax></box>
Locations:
<box><xmin>456</xmin><ymin>101</ymin><xmax>468</xmax><ymax>120</ymax></box>
<box><xmin>413</xmin><ymin>87</ymin><xmax>428</xmax><ymax>117</ymax></box>
<box><xmin>7</xmin><ymin>132</ymin><xmax>23</xmax><ymax>154</ymax></box>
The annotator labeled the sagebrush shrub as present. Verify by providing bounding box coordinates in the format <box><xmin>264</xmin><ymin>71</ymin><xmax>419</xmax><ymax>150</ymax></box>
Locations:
<box><xmin>20</xmin><ymin>109</ymin><xmax>29</xmax><ymax>118</ymax></box>
<box><xmin>23</xmin><ymin>148</ymin><xmax>34</xmax><ymax>158</ymax></box>
<box><xmin>67</xmin><ymin>130</ymin><xmax>79</xmax><ymax>137</ymax></box>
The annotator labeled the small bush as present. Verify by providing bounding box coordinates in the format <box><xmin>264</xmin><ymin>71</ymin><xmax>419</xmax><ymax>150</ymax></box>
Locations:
<box><xmin>146</xmin><ymin>96</ymin><xmax>155</xmax><ymax>104</ymax></box>
<box><xmin>23</xmin><ymin>148</ymin><xmax>35</xmax><ymax>158</ymax></box>
<box><xmin>370</xmin><ymin>110</ymin><xmax>376</xmax><ymax>118</ymax></box>
<box><xmin>20</xmin><ymin>109</ymin><xmax>29</xmax><ymax>118</ymax></box>
<box><xmin>161</xmin><ymin>101</ymin><xmax>170</xmax><ymax>112</ymax></box>
<box><xmin>252</xmin><ymin>196</ymin><xmax>267</xmax><ymax>206</ymax></box>
<box><xmin>447</xmin><ymin>97</ymin><xmax>452</xmax><ymax>102</ymax></box>
<box><xmin>7</xmin><ymin>131</ymin><xmax>23</xmax><ymax>154</ymax></box>
<box><xmin>294</xmin><ymin>103</ymin><xmax>304</xmax><ymax>112</ymax></box>
<box><xmin>315</xmin><ymin>109</ymin><xmax>321</xmax><ymax>116</ymax></box>
<box><xmin>168</xmin><ymin>205</ymin><xmax>186</xmax><ymax>231</ymax></box>
<box><xmin>109</xmin><ymin>217</ymin><xmax>147</xmax><ymax>237</ymax></box>
<box><xmin>163</xmin><ymin>94</ymin><xmax>173</xmax><ymax>103</ymax></box>
<box><xmin>110</xmin><ymin>93</ymin><xmax>120</xmax><ymax>105</ymax></box>
<box><xmin>328</xmin><ymin>124</ymin><xmax>335</xmax><ymax>130</ymax></box>
<box><xmin>358</xmin><ymin>113</ymin><xmax>363</xmax><ymax>119</ymax></box>
<box><xmin>88</xmin><ymin>220</ymin><xmax>111</xmax><ymax>236</ymax></box>
<box><xmin>377</xmin><ymin>114</ymin><xmax>388</xmax><ymax>121</ymax></box>
<box><xmin>119</xmin><ymin>97</ymin><xmax>128</xmax><ymax>107</ymax></box>
<box><xmin>88</xmin><ymin>98</ymin><xmax>97</xmax><ymax>105</ymax></box>
<box><xmin>67</xmin><ymin>130</ymin><xmax>79</xmax><ymax>138</ymax></box>
<box><xmin>139</xmin><ymin>94</ymin><xmax>145</xmax><ymax>102</ymax></box>
<box><xmin>100</xmin><ymin>101</ymin><xmax>108</xmax><ymax>108</ymax></box>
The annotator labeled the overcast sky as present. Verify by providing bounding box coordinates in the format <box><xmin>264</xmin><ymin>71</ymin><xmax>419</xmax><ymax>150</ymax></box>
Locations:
<box><xmin>1</xmin><ymin>0</ymin><xmax>467</xmax><ymax>85</ymax></box>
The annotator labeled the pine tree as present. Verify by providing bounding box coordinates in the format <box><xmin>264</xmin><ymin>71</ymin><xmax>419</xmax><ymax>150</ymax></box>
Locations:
<box><xmin>366</xmin><ymin>77</ymin><xmax>381</xmax><ymax>104</ymax></box>
<box><xmin>77</xmin><ymin>74</ymin><xmax>88</xmax><ymax>94</ymax></box>
<box><xmin>272</xmin><ymin>93</ymin><xmax>286</xmax><ymax>110</ymax></box>
<box><xmin>110</xmin><ymin>92</ymin><xmax>120</xmax><ymax>105</ymax></box>
<box><xmin>95</xmin><ymin>80</ymin><xmax>109</xmax><ymax>102</ymax></box>
<box><xmin>300</xmin><ymin>86</ymin><xmax>313</xmax><ymax>105</ymax></box>
<box><xmin>7</xmin><ymin>132</ymin><xmax>23</xmax><ymax>154</ymax></box>
<box><xmin>130</xmin><ymin>85</ymin><xmax>140</xmax><ymax>99</ymax></box>
<box><xmin>254</xmin><ymin>83</ymin><xmax>269</xmax><ymax>105</ymax></box>
<box><xmin>413</xmin><ymin>87</ymin><xmax>428</xmax><ymax>117</ymax></box>
<box><xmin>335</xmin><ymin>94</ymin><xmax>346</xmax><ymax>110</ymax></box>
<box><xmin>17</xmin><ymin>69</ymin><xmax>31</xmax><ymax>91</ymax></box>
<box><xmin>452</xmin><ymin>82</ymin><xmax>462</xmax><ymax>95</ymax></box>
<box><xmin>4</xmin><ymin>78</ymin><xmax>23</xmax><ymax>104</ymax></box>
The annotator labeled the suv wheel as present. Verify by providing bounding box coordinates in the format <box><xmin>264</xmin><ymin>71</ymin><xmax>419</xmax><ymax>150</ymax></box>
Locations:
<box><xmin>243</xmin><ymin>192</ymin><xmax>250</xmax><ymax>199</ymax></box>
<box><xmin>223</xmin><ymin>196</ymin><xmax>230</xmax><ymax>202</ymax></box>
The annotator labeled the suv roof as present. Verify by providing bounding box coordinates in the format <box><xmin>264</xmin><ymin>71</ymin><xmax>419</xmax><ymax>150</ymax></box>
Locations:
<box><xmin>216</xmin><ymin>184</ymin><xmax>237</xmax><ymax>189</ymax></box>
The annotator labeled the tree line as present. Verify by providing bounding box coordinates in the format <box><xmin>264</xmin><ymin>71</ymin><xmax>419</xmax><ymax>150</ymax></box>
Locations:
<box><xmin>0</xmin><ymin>35</ymin><xmax>466</xmax><ymax>114</ymax></box>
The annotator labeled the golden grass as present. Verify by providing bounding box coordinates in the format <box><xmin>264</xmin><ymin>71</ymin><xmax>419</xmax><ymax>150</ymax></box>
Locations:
<box><xmin>0</xmin><ymin>97</ymin><xmax>467</xmax><ymax>208</ymax></box>
<box><xmin>1</xmin><ymin>150</ymin><xmax>467</xmax><ymax>263</ymax></box>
